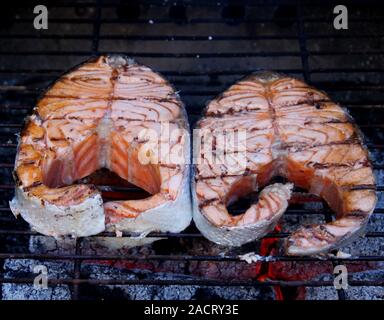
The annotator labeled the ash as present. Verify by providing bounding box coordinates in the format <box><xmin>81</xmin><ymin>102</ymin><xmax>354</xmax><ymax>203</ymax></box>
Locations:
<box><xmin>2</xmin><ymin>259</ymin><xmax>72</xmax><ymax>300</ymax></box>
<box><xmin>305</xmin><ymin>270</ymin><xmax>384</xmax><ymax>300</ymax></box>
<box><xmin>1</xmin><ymin>236</ymin><xmax>275</xmax><ymax>300</ymax></box>
<box><xmin>81</xmin><ymin>265</ymin><xmax>273</xmax><ymax>300</ymax></box>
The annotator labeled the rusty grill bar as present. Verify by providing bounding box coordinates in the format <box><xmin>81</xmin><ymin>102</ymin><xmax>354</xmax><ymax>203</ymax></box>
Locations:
<box><xmin>0</xmin><ymin>0</ymin><xmax>384</xmax><ymax>300</ymax></box>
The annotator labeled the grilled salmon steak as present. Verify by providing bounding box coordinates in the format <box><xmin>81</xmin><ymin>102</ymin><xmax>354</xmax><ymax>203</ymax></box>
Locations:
<box><xmin>193</xmin><ymin>71</ymin><xmax>377</xmax><ymax>255</ymax></box>
<box><xmin>10</xmin><ymin>55</ymin><xmax>192</xmax><ymax>238</ymax></box>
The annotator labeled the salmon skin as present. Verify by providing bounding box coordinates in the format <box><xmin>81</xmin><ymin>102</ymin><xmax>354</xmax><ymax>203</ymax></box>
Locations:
<box><xmin>193</xmin><ymin>71</ymin><xmax>376</xmax><ymax>256</ymax></box>
<box><xmin>10</xmin><ymin>55</ymin><xmax>192</xmax><ymax>238</ymax></box>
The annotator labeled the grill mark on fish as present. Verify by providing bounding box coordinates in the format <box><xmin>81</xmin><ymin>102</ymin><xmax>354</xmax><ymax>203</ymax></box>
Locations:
<box><xmin>284</xmin><ymin>140</ymin><xmax>363</xmax><ymax>153</ymax></box>
<box><xmin>305</xmin><ymin>160</ymin><xmax>370</xmax><ymax>169</ymax></box>
<box><xmin>273</xmin><ymin>98</ymin><xmax>331</xmax><ymax>110</ymax></box>
<box><xmin>115</xmin><ymin>118</ymin><xmax>179</xmax><ymax>124</ymax></box>
<box><xmin>344</xmin><ymin>184</ymin><xmax>377</xmax><ymax>191</ymax></box>
<box><xmin>22</xmin><ymin>181</ymin><xmax>43</xmax><ymax>191</ymax></box>
<box><xmin>196</xmin><ymin>172</ymin><xmax>255</xmax><ymax>180</ymax></box>
<box><xmin>199</xmin><ymin>198</ymin><xmax>220</xmax><ymax>208</ymax></box>
<box><xmin>206</xmin><ymin>107</ymin><xmax>263</xmax><ymax>118</ymax></box>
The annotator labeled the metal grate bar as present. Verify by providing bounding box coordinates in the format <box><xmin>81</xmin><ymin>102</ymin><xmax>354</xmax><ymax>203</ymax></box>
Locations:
<box><xmin>71</xmin><ymin>238</ymin><xmax>83</xmax><ymax>300</ymax></box>
<box><xmin>91</xmin><ymin>0</ymin><xmax>102</xmax><ymax>54</ymax></box>
<box><xmin>7</xmin><ymin>17</ymin><xmax>384</xmax><ymax>24</ymax></box>
<box><xmin>2</xmin><ymin>50</ymin><xmax>384</xmax><ymax>57</ymax></box>
<box><xmin>0</xmin><ymin>252</ymin><xmax>384</xmax><ymax>262</ymax></box>
<box><xmin>0</xmin><ymin>277</ymin><xmax>382</xmax><ymax>287</ymax></box>
<box><xmin>296</xmin><ymin>3</ymin><xmax>310</xmax><ymax>83</ymax></box>
<box><xmin>0</xmin><ymin>230</ymin><xmax>383</xmax><ymax>241</ymax></box>
<box><xmin>0</xmin><ymin>68</ymin><xmax>383</xmax><ymax>75</ymax></box>
<box><xmin>5</xmin><ymin>0</ymin><xmax>384</xmax><ymax>8</ymax></box>
<box><xmin>0</xmin><ymin>51</ymin><xmax>305</xmax><ymax>57</ymax></box>
<box><xmin>3</xmin><ymin>34</ymin><xmax>384</xmax><ymax>40</ymax></box>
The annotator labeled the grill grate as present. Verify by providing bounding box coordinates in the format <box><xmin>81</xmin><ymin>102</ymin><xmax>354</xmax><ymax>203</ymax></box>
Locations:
<box><xmin>0</xmin><ymin>0</ymin><xmax>384</xmax><ymax>300</ymax></box>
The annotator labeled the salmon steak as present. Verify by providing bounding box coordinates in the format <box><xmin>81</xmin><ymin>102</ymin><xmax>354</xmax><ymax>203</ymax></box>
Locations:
<box><xmin>10</xmin><ymin>55</ymin><xmax>192</xmax><ymax>238</ymax></box>
<box><xmin>193</xmin><ymin>71</ymin><xmax>377</xmax><ymax>256</ymax></box>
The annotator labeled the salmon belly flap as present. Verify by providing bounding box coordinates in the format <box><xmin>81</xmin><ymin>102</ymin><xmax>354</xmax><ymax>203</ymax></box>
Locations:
<box><xmin>10</xmin><ymin>56</ymin><xmax>192</xmax><ymax>238</ymax></box>
<box><xmin>193</xmin><ymin>72</ymin><xmax>376</xmax><ymax>255</ymax></box>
